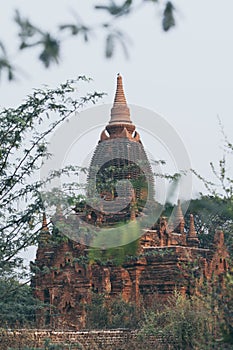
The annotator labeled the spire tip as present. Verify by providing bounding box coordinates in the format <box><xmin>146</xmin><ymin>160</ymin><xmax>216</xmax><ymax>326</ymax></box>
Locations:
<box><xmin>110</xmin><ymin>74</ymin><xmax>131</xmax><ymax>124</ymax></box>
<box><xmin>42</xmin><ymin>212</ymin><xmax>49</xmax><ymax>232</ymax></box>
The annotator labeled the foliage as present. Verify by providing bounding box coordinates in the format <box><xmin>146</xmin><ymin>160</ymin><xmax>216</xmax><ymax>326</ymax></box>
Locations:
<box><xmin>187</xmin><ymin>196</ymin><xmax>233</xmax><ymax>255</ymax></box>
<box><xmin>0</xmin><ymin>279</ymin><xmax>40</xmax><ymax>328</ymax></box>
<box><xmin>191</xmin><ymin>125</ymin><xmax>233</xmax><ymax>257</ymax></box>
<box><xmin>163</xmin><ymin>198</ymin><xmax>233</xmax><ymax>258</ymax></box>
<box><xmin>139</xmin><ymin>292</ymin><xmax>217</xmax><ymax>350</ymax></box>
<box><xmin>0</xmin><ymin>42</ymin><xmax>15</xmax><ymax>81</ymax></box>
<box><xmin>0</xmin><ymin>77</ymin><xmax>104</xmax><ymax>283</ymax></box>
<box><xmin>94</xmin><ymin>162</ymin><xmax>148</xmax><ymax>201</ymax></box>
<box><xmin>108</xmin><ymin>296</ymin><xmax>141</xmax><ymax>329</ymax></box>
<box><xmin>85</xmin><ymin>293</ymin><xmax>141</xmax><ymax>329</ymax></box>
<box><xmin>0</xmin><ymin>1</ymin><xmax>177</xmax><ymax>81</ymax></box>
<box><xmin>162</xmin><ymin>2</ymin><xmax>175</xmax><ymax>31</ymax></box>
<box><xmin>85</xmin><ymin>294</ymin><xmax>109</xmax><ymax>329</ymax></box>
<box><xmin>218</xmin><ymin>272</ymin><xmax>233</xmax><ymax>344</ymax></box>
<box><xmin>192</xmin><ymin>120</ymin><xmax>233</xmax><ymax>200</ymax></box>
<box><xmin>84</xmin><ymin>289</ymin><xmax>233</xmax><ymax>347</ymax></box>
<box><xmin>15</xmin><ymin>10</ymin><xmax>60</xmax><ymax>68</ymax></box>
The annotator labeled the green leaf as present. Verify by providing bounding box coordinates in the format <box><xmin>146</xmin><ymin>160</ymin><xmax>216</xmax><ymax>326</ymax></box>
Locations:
<box><xmin>14</xmin><ymin>9</ymin><xmax>38</xmax><ymax>40</ymax></box>
<box><xmin>59</xmin><ymin>24</ymin><xmax>80</xmax><ymax>35</ymax></box>
<box><xmin>106</xmin><ymin>33</ymin><xmax>114</xmax><ymax>58</ymax></box>
<box><xmin>162</xmin><ymin>1</ymin><xmax>175</xmax><ymax>32</ymax></box>
<box><xmin>95</xmin><ymin>0</ymin><xmax>132</xmax><ymax>17</ymax></box>
<box><xmin>39</xmin><ymin>34</ymin><xmax>60</xmax><ymax>68</ymax></box>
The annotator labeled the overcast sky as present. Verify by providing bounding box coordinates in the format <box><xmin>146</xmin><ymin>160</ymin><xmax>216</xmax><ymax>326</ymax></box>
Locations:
<box><xmin>1</xmin><ymin>0</ymin><xmax>233</xmax><ymax>198</ymax></box>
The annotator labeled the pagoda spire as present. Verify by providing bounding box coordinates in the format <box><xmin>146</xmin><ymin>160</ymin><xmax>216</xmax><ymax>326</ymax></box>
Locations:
<box><xmin>38</xmin><ymin>212</ymin><xmax>50</xmax><ymax>245</ymax></box>
<box><xmin>187</xmin><ymin>214</ymin><xmax>199</xmax><ymax>246</ymax></box>
<box><xmin>110</xmin><ymin>74</ymin><xmax>131</xmax><ymax>124</ymax></box>
<box><xmin>41</xmin><ymin>212</ymin><xmax>49</xmax><ymax>232</ymax></box>
<box><xmin>188</xmin><ymin>214</ymin><xmax>196</xmax><ymax>238</ymax></box>
<box><xmin>173</xmin><ymin>200</ymin><xmax>185</xmax><ymax>233</ymax></box>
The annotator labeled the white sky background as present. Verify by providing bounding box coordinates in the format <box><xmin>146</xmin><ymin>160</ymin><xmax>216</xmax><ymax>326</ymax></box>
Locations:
<box><xmin>1</xmin><ymin>0</ymin><xmax>233</xmax><ymax>198</ymax></box>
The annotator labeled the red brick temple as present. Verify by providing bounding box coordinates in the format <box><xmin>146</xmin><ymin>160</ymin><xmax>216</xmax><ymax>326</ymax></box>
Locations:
<box><xmin>32</xmin><ymin>75</ymin><xmax>229</xmax><ymax>329</ymax></box>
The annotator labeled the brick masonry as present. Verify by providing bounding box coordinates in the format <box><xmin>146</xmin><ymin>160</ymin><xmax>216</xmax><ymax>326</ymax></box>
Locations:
<box><xmin>0</xmin><ymin>329</ymin><xmax>156</xmax><ymax>350</ymax></box>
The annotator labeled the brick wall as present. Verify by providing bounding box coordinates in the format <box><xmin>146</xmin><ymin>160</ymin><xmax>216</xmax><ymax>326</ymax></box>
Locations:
<box><xmin>0</xmin><ymin>329</ymin><xmax>158</xmax><ymax>350</ymax></box>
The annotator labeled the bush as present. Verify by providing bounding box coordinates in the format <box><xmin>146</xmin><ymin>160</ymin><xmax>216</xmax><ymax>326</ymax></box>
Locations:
<box><xmin>85</xmin><ymin>294</ymin><xmax>141</xmax><ymax>330</ymax></box>
<box><xmin>139</xmin><ymin>292</ymin><xmax>217</xmax><ymax>350</ymax></box>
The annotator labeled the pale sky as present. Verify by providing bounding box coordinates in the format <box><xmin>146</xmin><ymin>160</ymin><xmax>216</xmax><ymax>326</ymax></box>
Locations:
<box><xmin>1</xmin><ymin>0</ymin><xmax>233</xmax><ymax>198</ymax></box>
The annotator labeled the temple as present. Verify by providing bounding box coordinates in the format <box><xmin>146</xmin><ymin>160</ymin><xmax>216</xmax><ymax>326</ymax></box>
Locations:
<box><xmin>32</xmin><ymin>75</ymin><xmax>229</xmax><ymax>329</ymax></box>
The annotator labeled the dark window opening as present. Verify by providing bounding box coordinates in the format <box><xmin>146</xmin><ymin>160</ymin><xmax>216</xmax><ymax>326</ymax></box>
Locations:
<box><xmin>92</xmin><ymin>284</ymin><xmax>98</xmax><ymax>293</ymax></box>
<box><xmin>91</xmin><ymin>211</ymin><xmax>97</xmax><ymax>221</ymax></box>
<box><xmin>64</xmin><ymin>302</ymin><xmax>72</xmax><ymax>312</ymax></box>
<box><xmin>44</xmin><ymin>289</ymin><xmax>50</xmax><ymax>304</ymax></box>
<box><xmin>77</xmin><ymin>295</ymin><xmax>82</xmax><ymax>302</ymax></box>
<box><xmin>44</xmin><ymin>289</ymin><xmax>51</xmax><ymax>326</ymax></box>
<box><xmin>45</xmin><ymin>309</ymin><xmax>50</xmax><ymax>325</ymax></box>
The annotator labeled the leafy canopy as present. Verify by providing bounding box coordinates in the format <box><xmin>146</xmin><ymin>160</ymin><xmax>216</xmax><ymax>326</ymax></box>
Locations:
<box><xmin>0</xmin><ymin>76</ymin><xmax>104</xmax><ymax>282</ymax></box>
<box><xmin>0</xmin><ymin>1</ymin><xmax>176</xmax><ymax>81</ymax></box>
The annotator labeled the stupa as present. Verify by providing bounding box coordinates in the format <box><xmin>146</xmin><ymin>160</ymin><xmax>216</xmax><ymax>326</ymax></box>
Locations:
<box><xmin>32</xmin><ymin>75</ymin><xmax>229</xmax><ymax>330</ymax></box>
